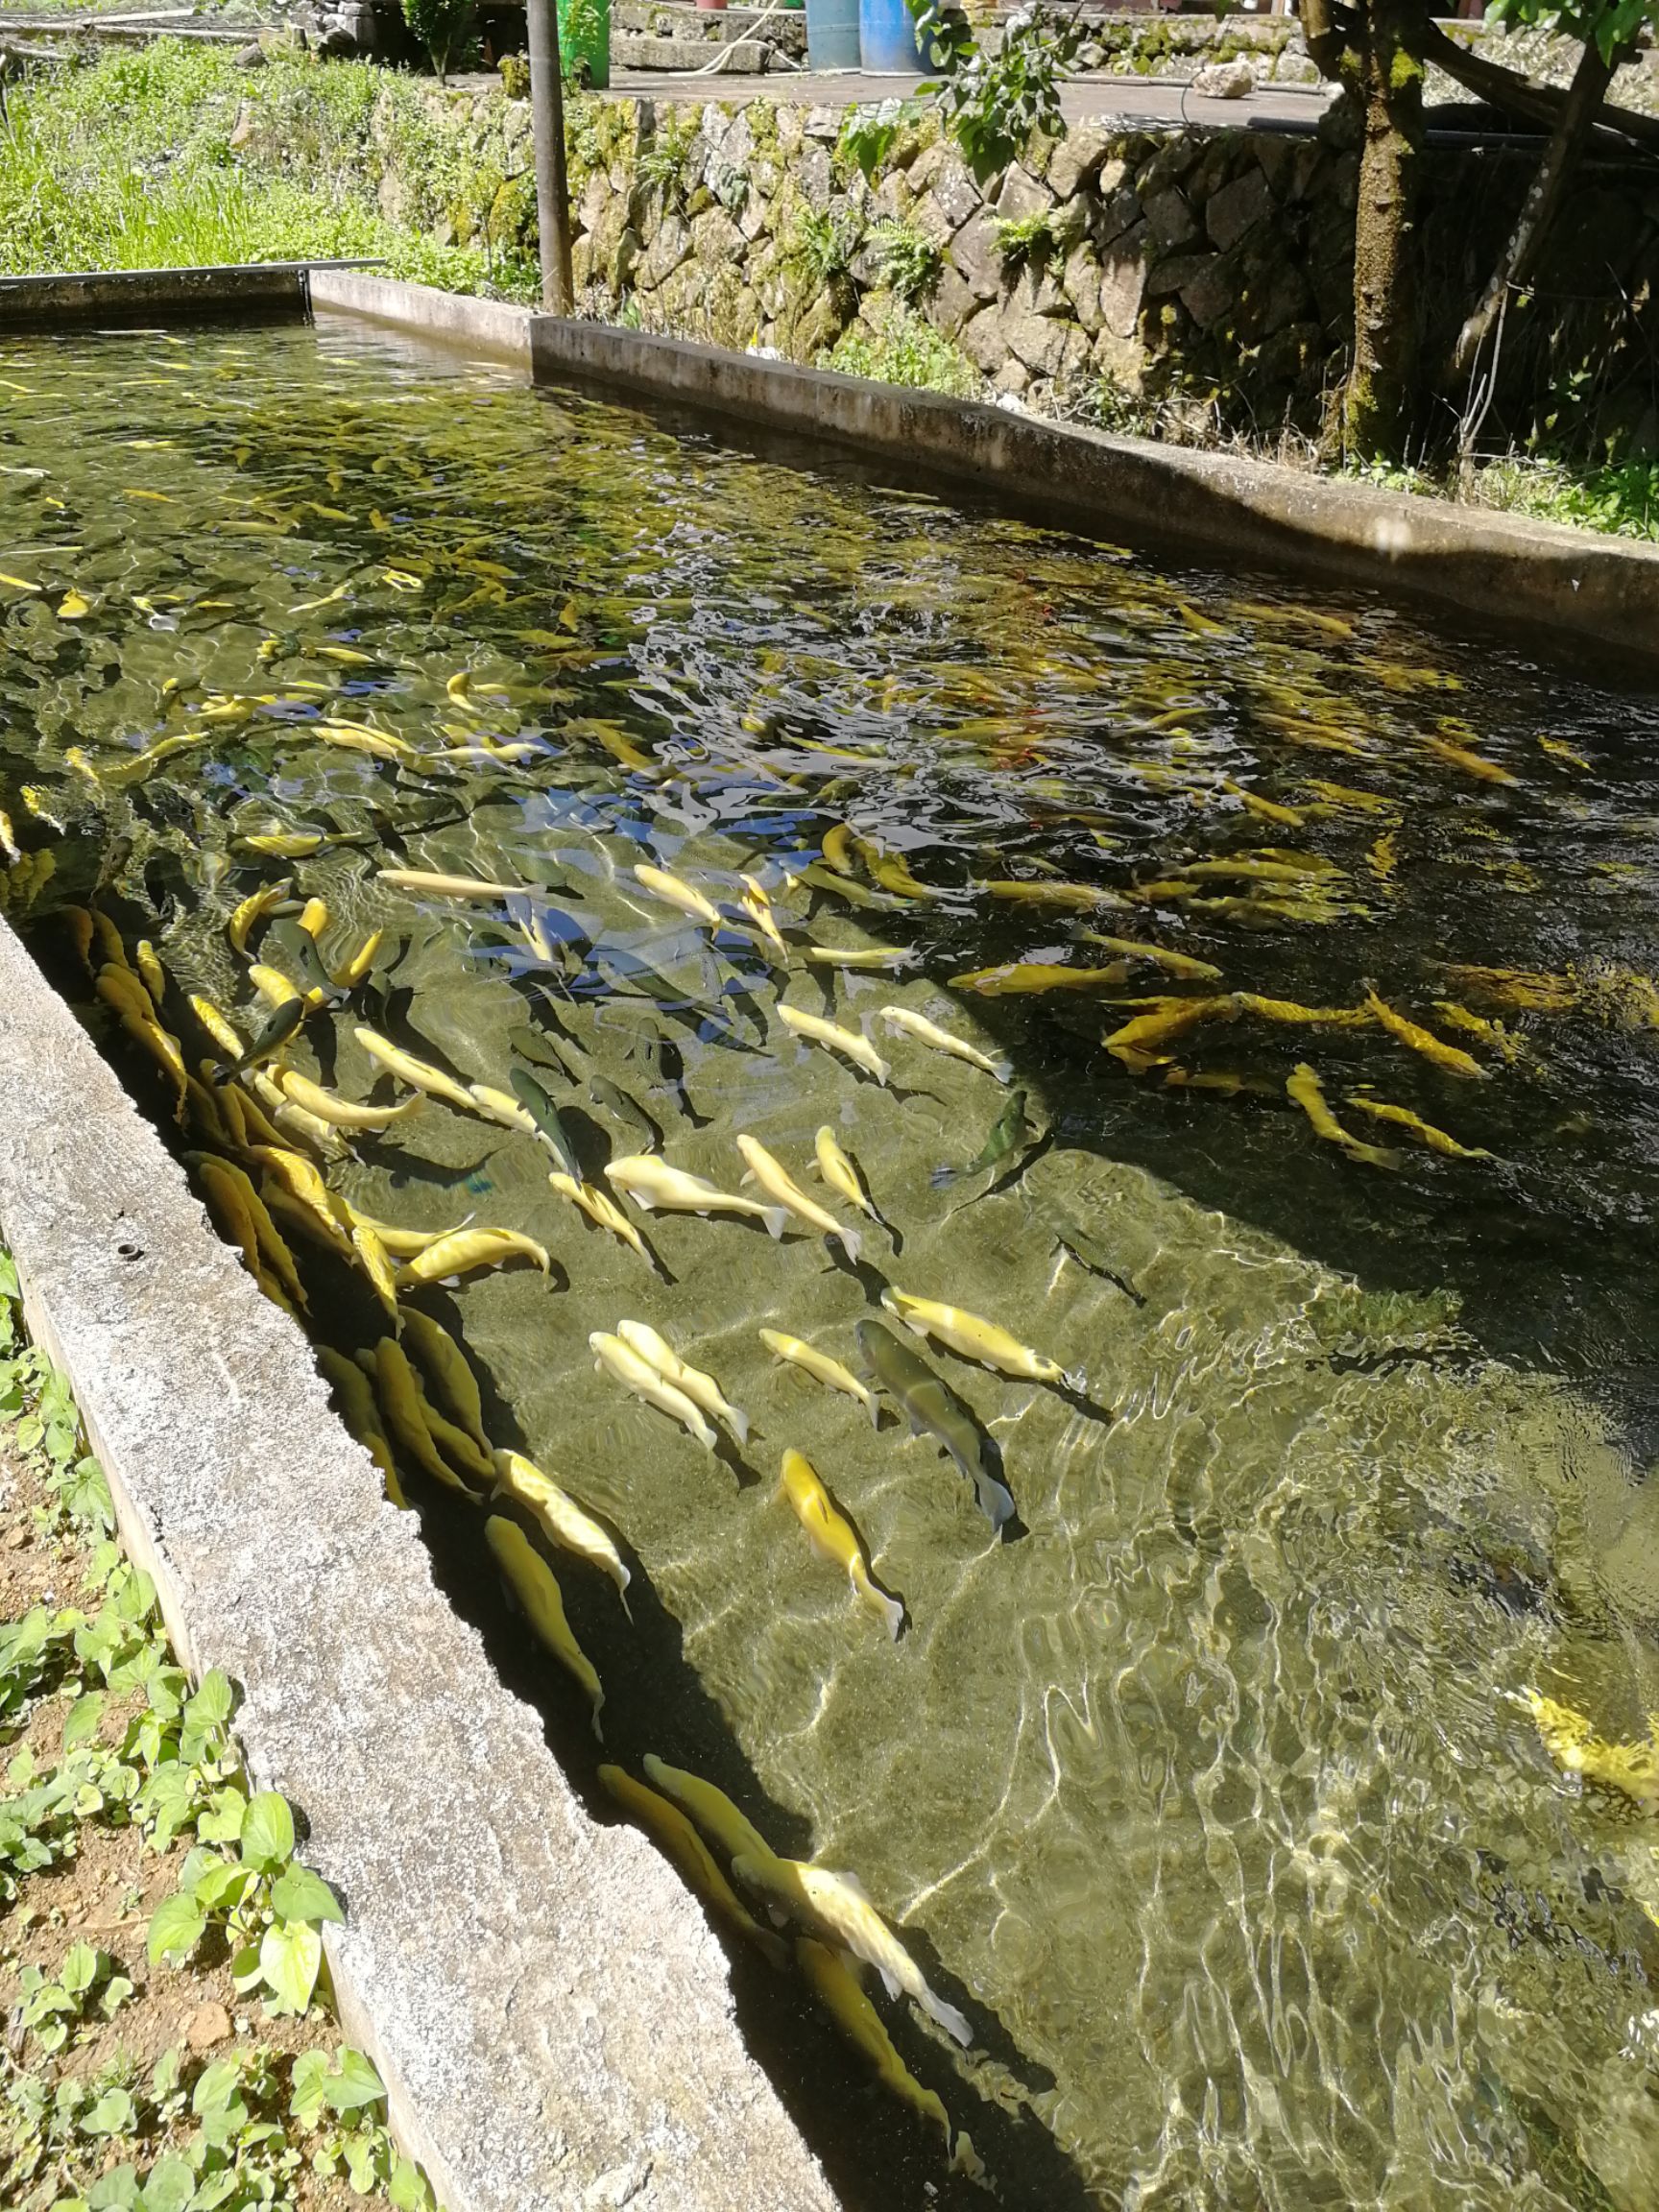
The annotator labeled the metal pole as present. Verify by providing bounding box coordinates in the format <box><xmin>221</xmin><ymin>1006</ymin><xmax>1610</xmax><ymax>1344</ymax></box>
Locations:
<box><xmin>525</xmin><ymin>0</ymin><xmax>574</xmax><ymax>314</ymax></box>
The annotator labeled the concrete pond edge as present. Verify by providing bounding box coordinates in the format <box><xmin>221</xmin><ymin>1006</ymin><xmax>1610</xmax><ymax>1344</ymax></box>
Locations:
<box><xmin>306</xmin><ymin>269</ymin><xmax>1659</xmax><ymax>674</ymax></box>
<box><xmin>0</xmin><ymin>913</ymin><xmax>837</xmax><ymax>2212</ymax></box>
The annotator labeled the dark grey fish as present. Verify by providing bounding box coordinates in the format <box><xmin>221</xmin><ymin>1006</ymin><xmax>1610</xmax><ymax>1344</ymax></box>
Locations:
<box><xmin>855</xmin><ymin>1320</ymin><xmax>1015</xmax><ymax>1533</ymax></box>
<box><xmin>931</xmin><ymin>1088</ymin><xmax>1030</xmax><ymax>1188</ymax></box>
<box><xmin>212</xmin><ymin>996</ymin><xmax>304</xmax><ymax>1085</ymax></box>
<box><xmin>283</xmin><ymin>926</ymin><xmax>348</xmax><ymax>1007</ymax></box>
<box><xmin>510</xmin><ymin>1068</ymin><xmax>584</xmax><ymax>1181</ymax></box>
<box><xmin>589</xmin><ymin>1074</ymin><xmax>661</xmax><ymax>1152</ymax></box>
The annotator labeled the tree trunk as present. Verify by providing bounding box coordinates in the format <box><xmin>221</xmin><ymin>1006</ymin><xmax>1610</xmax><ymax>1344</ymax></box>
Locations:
<box><xmin>1447</xmin><ymin>36</ymin><xmax>1619</xmax><ymax>387</ymax></box>
<box><xmin>1344</xmin><ymin>0</ymin><xmax>1426</xmax><ymax>462</ymax></box>
<box><xmin>526</xmin><ymin>0</ymin><xmax>574</xmax><ymax>314</ymax></box>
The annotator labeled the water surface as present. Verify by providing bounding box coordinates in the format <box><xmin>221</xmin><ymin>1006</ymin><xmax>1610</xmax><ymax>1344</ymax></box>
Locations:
<box><xmin>3</xmin><ymin>321</ymin><xmax>1659</xmax><ymax>2211</ymax></box>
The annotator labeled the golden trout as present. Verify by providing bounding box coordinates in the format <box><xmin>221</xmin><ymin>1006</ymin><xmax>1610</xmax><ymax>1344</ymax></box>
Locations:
<box><xmin>760</xmin><ymin>1330</ymin><xmax>878</xmax><ymax>1423</ymax></box>
<box><xmin>736</xmin><ymin>1135</ymin><xmax>859</xmax><ymax>1262</ymax></box>
<box><xmin>878</xmin><ymin>1005</ymin><xmax>1009</xmax><ymax>1082</ymax></box>
<box><xmin>598</xmin><ymin>1766</ymin><xmax>785</xmax><ymax>1966</ymax></box>
<box><xmin>731</xmin><ymin>1854</ymin><xmax>972</xmax><ymax>2045</ymax></box>
<box><xmin>1286</xmin><ymin>1064</ymin><xmax>1398</xmax><ymax>1170</ymax></box>
<box><xmin>779</xmin><ymin>1450</ymin><xmax>904</xmax><ymax>1640</ymax></box>
<box><xmin>486</xmin><ymin>1518</ymin><xmax>604</xmax><ymax>1737</ymax></box>
<box><xmin>604</xmin><ymin>1155</ymin><xmax>788</xmax><ymax>1238</ymax></box>
<box><xmin>589</xmin><ymin>1331</ymin><xmax>718</xmax><ymax>1450</ymax></box>
<box><xmin>493</xmin><ymin>1449</ymin><xmax>632</xmax><ymax>1615</ymax></box>
<box><xmin>776</xmin><ymin>1004</ymin><xmax>890</xmax><ymax>1085</ymax></box>
<box><xmin>615</xmin><ymin>1320</ymin><xmax>749</xmax><ymax>1445</ymax></box>
<box><xmin>880</xmin><ymin>1287</ymin><xmax>1084</xmax><ymax>1393</ymax></box>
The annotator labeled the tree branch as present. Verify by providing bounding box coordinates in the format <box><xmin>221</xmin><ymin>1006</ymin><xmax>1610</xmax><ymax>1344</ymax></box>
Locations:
<box><xmin>1421</xmin><ymin>17</ymin><xmax>1659</xmax><ymax>156</ymax></box>
<box><xmin>1448</xmin><ymin>32</ymin><xmax>1620</xmax><ymax>384</ymax></box>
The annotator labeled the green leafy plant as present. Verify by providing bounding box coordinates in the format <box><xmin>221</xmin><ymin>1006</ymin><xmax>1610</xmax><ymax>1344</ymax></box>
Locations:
<box><xmin>991</xmin><ymin>206</ymin><xmax>1054</xmax><ymax>273</ymax></box>
<box><xmin>870</xmin><ymin>220</ymin><xmax>942</xmax><ymax>306</ymax></box>
<box><xmin>914</xmin><ymin>1</ymin><xmax>1085</xmax><ymax>180</ymax></box>
<box><xmin>399</xmin><ymin>0</ymin><xmax>475</xmax><ymax>80</ymax></box>
<box><xmin>12</xmin><ymin>1941</ymin><xmax>133</xmax><ymax>2055</ymax></box>
<box><xmin>787</xmin><ymin>204</ymin><xmax>866</xmax><ymax>301</ymax></box>
<box><xmin>836</xmin><ymin>99</ymin><xmax>917</xmax><ymax>183</ymax></box>
<box><xmin>824</xmin><ymin>304</ymin><xmax>980</xmax><ymax>397</ymax></box>
<box><xmin>637</xmin><ymin>108</ymin><xmax>699</xmax><ymax>193</ymax></box>
<box><xmin>148</xmin><ymin>1786</ymin><xmax>343</xmax><ymax>2015</ymax></box>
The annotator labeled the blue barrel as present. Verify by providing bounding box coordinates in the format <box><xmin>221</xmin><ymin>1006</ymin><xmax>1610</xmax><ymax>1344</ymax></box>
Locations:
<box><xmin>857</xmin><ymin>0</ymin><xmax>926</xmax><ymax>72</ymax></box>
<box><xmin>806</xmin><ymin>0</ymin><xmax>862</xmax><ymax>67</ymax></box>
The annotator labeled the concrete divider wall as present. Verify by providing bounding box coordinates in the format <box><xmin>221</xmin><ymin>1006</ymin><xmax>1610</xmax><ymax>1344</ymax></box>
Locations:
<box><xmin>0</xmin><ymin>915</ymin><xmax>837</xmax><ymax>2212</ymax></box>
<box><xmin>311</xmin><ymin>269</ymin><xmax>1659</xmax><ymax>669</ymax></box>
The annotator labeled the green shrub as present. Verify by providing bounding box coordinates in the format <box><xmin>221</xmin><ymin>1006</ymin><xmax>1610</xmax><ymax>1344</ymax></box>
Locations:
<box><xmin>991</xmin><ymin>207</ymin><xmax>1053</xmax><ymax>273</ymax></box>
<box><xmin>400</xmin><ymin>0</ymin><xmax>474</xmax><ymax>78</ymax></box>
<box><xmin>824</xmin><ymin>303</ymin><xmax>979</xmax><ymax>397</ymax></box>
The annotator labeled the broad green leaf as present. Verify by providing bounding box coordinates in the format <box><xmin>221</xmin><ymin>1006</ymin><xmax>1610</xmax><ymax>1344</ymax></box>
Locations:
<box><xmin>82</xmin><ymin>2085</ymin><xmax>137</xmax><ymax>2136</ymax></box>
<box><xmin>136</xmin><ymin>2152</ymin><xmax>194</xmax><ymax>2212</ymax></box>
<box><xmin>87</xmin><ymin>2167</ymin><xmax>140</xmax><ymax>2209</ymax></box>
<box><xmin>100</xmin><ymin>1974</ymin><xmax>134</xmax><ymax>2016</ymax></box>
<box><xmin>270</xmin><ymin>1863</ymin><xmax>344</xmax><ymax>1928</ymax></box>
<box><xmin>239</xmin><ymin>1791</ymin><xmax>295</xmax><ymax>1873</ymax></box>
<box><xmin>197</xmin><ymin>1788</ymin><xmax>247</xmax><ymax>1846</ymax></box>
<box><xmin>60</xmin><ymin>1939</ymin><xmax>99</xmax><ymax>1993</ymax></box>
<box><xmin>190</xmin><ymin>1860</ymin><xmax>253</xmax><ymax>1913</ymax></box>
<box><xmin>62</xmin><ymin>1692</ymin><xmax>106</xmax><ymax>1750</ymax></box>
<box><xmin>289</xmin><ymin>2049</ymin><xmax>331</xmax><ymax>2129</ymax></box>
<box><xmin>260</xmin><ymin>1918</ymin><xmax>322</xmax><ymax>2015</ymax></box>
<box><xmin>184</xmin><ymin>1669</ymin><xmax>234</xmax><ymax>1729</ymax></box>
<box><xmin>343</xmin><ymin>2129</ymin><xmax>380</xmax><ymax>2193</ymax></box>
<box><xmin>147</xmin><ymin>1889</ymin><xmax>205</xmax><ymax>1966</ymax></box>
<box><xmin>322</xmin><ymin>2048</ymin><xmax>385</xmax><ymax>2116</ymax></box>
<box><xmin>387</xmin><ymin>2154</ymin><xmax>435</xmax><ymax>2211</ymax></box>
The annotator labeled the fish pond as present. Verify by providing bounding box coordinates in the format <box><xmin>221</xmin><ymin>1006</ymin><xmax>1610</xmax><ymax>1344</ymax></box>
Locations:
<box><xmin>3</xmin><ymin>320</ymin><xmax>1659</xmax><ymax>2212</ymax></box>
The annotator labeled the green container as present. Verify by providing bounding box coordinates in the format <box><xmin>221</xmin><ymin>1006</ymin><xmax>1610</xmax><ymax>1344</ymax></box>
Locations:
<box><xmin>559</xmin><ymin>0</ymin><xmax>610</xmax><ymax>88</ymax></box>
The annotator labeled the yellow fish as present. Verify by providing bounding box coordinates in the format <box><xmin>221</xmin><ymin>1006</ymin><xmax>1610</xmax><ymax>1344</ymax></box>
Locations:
<box><xmin>731</xmin><ymin>1855</ymin><xmax>972</xmax><ymax>2046</ymax></box>
<box><xmin>1105</xmin><ymin>995</ymin><xmax>1236</xmax><ymax>1070</ymax></box>
<box><xmin>776</xmin><ymin>1004</ymin><xmax>890</xmax><ymax>1085</ymax></box>
<box><xmin>353</xmin><ymin>1027</ymin><xmax>479</xmax><ymax>1116</ymax></box>
<box><xmin>598</xmin><ymin>1767</ymin><xmax>785</xmax><ymax>1965</ymax></box>
<box><xmin>1521</xmin><ymin>1689</ymin><xmax>1658</xmax><ymax>1809</ymax></box>
<box><xmin>227</xmin><ymin>879</ymin><xmax>293</xmax><ymax>956</ymax></box>
<box><xmin>589</xmin><ymin>1331</ymin><xmax>717</xmax><ymax>1451</ymax></box>
<box><xmin>760</xmin><ymin>1330</ymin><xmax>878</xmax><ymax>1422</ymax></box>
<box><xmin>376</xmin><ymin>867</ymin><xmax>523</xmax><ymax>904</ymax></box>
<box><xmin>795</xmin><ymin>1937</ymin><xmax>976</xmax><ymax>2173</ymax></box>
<box><xmin>1233</xmin><ymin>993</ymin><xmax>1372</xmax><ymax>1029</ymax></box>
<box><xmin>614</xmin><ymin>1320</ymin><xmax>749</xmax><ymax>1445</ymax></box>
<box><xmin>57</xmin><ymin>589</ymin><xmax>90</xmax><ymax>620</ymax></box>
<box><xmin>547</xmin><ymin>1171</ymin><xmax>659</xmax><ymax>1270</ymax></box>
<box><xmin>779</xmin><ymin>1450</ymin><xmax>904</xmax><ymax>1641</ymax></box>
<box><xmin>736</xmin><ymin>1135</ymin><xmax>859</xmax><ymax>1262</ymax></box>
<box><xmin>493</xmin><ymin>1449</ymin><xmax>631</xmax><ymax>1616</ymax></box>
<box><xmin>604</xmin><ymin>1155</ymin><xmax>788</xmax><ymax>1238</ymax></box>
<box><xmin>977</xmin><ymin>878</ymin><xmax>1126</xmax><ymax>913</ymax></box>
<box><xmin>1441</xmin><ymin>964</ymin><xmax>1575</xmax><ymax>1015</ymax></box>
<box><xmin>1364</xmin><ymin>990</ymin><xmax>1485</xmax><ymax>1079</ymax></box>
<box><xmin>1346</xmin><ymin>1094</ymin><xmax>1493</xmax><ymax>1161</ymax></box>
<box><xmin>1423</xmin><ymin>734</ymin><xmax>1517</xmax><ymax>785</ymax></box>
<box><xmin>878</xmin><ymin>1004</ymin><xmax>1009</xmax><ymax>1082</ymax></box>
<box><xmin>395</xmin><ymin>1228</ymin><xmax>551</xmax><ymax>1286</ymax></box>
<box><xmin>1286</xmin><ymin>1064</ymin><xmax>1397</xmax><ymax>1170</ymax></box>
<box><xmin>368</xmin><ymin>1337</ymin><xmax>483</xmax><ymax>1497</ymax></box>
<box><xmin>640</xmin><ymin>1755</ymin><xmax>776</xmax><ymax>1868</ymax></box>
<box><xmin>810</xmin><ymin>1130</ymin><xmax>876</xmax><ymax>1228</ymax></box>
<box><xmin>880</xmin><ymin>1287</ymin><xmax>1084</xmax><ymax>1393</ymax></box>
<box><xmin>633</xmin><ymin>862</ymin><xmax>724</xmax><ymax>929</ymax></box>
<box><xmin>276</xmin><ymin>1070</ymin><xmax>421</xmax><ymax>1131</ymax></box>
<box><xmin>316</xmin><ymin>1347</ymin><xmax>407</xmax><ymax>1508</ymax></box>
<box><xmin>487</xmin><ymin>1519</ymin><xmax>604</xmax><ymax>1737</ymax></box>
<box><xmin>1537</xmin><ymin>735</ymin><xmax>1592</xmax><ymax>772</ymax></box>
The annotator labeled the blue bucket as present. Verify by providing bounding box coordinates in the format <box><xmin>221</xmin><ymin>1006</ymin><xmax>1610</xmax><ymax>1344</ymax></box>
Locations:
<box><xmin>857</xmin><ymin>0</ymin><xmax>926</xmax><ymax>73</ymax></box>
<box><xmin>805</xmin><ymin>0</ymin><xmax>862</xmax><ymax>67</ymax></box>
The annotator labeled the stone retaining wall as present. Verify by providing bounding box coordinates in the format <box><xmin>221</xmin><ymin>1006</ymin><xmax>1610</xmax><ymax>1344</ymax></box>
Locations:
<box><xmin>547</xmin><ymin>89</ymin><xmax>1659</xmax><ymax>450</ymax></box>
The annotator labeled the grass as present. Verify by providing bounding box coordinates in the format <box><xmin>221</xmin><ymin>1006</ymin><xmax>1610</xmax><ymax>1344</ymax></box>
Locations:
<box><xmin>0</xmin><ymin>1248</ymin><xmax>439</xmax><ymax>2212</ymax></box>
<box><xmin>0</xmin><ymin>43</ymin><xmax>536</xmax><ymax>297</ymax></box>
<box><xmin>1345</xmin><ymin>451</ymin><xmax>1659</xmax><ymax>544</ymax></box>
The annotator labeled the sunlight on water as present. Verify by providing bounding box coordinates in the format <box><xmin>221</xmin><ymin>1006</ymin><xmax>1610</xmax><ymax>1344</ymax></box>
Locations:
<box><xmin>3</xmin><ymin>321</ymin><xmax>1659</xmax><ymax>2210</ymax></box>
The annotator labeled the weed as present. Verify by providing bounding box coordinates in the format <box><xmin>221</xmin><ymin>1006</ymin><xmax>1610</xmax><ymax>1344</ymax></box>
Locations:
<box><xmin>787</xmin><ymin>204</ymin><xmax>865</xmax><ymax>293</ymax></box>
<box><xmin>400</xmin><ymin>0</ymin><xmax>476</xmax><ymax>80</ymax></box>
<box><xmin>991</xmin><ymin>207</ymin><xmax>1054</xmax><ymax>273</ymax></box>
<box><xmin>870</xmin><ymin>220</ymin><xmax>942</xmax><ymax>306</ymax></box>
<box><xmin>637</xmin><ymin>108</ymin><xmax>699</xmax><ymax>193</ymax></box>
<box><xmin>824</xmin><ymin>303</ymin><xmax>980</xmax><ymax>397</ymax></box>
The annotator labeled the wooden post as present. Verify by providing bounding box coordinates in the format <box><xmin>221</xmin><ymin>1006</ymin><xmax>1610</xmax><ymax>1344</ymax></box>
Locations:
<box><xmin>526</xmin><ymin>0</ymin><xmax>574</xmax><ymax>314</ymax></box>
